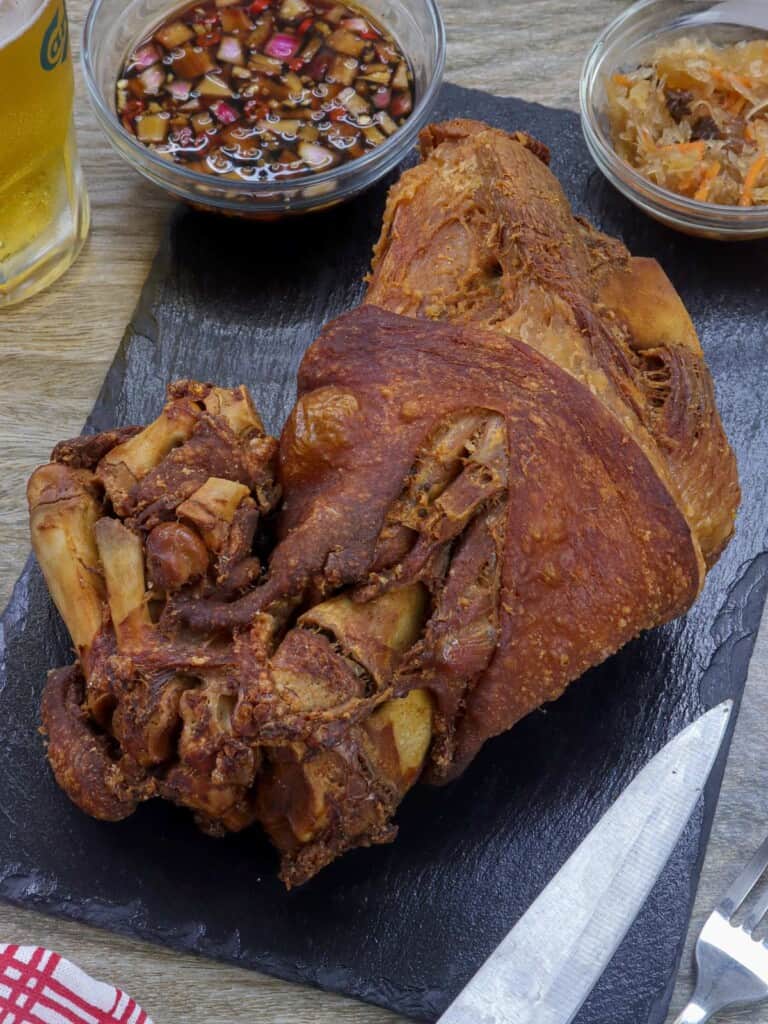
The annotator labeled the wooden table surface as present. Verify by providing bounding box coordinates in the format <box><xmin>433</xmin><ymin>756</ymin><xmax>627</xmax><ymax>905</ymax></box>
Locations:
<box><xmin>2</xmin><ymin>1</ymin><xmax>767</xmax><ymax>1021</ymax></box>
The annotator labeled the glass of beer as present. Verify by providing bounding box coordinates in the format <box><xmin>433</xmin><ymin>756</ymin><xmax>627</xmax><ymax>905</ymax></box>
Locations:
<box><xmin>0</xmin><ymin>0</ymin><xmax>90</xmax><ymax>306</ymax></box>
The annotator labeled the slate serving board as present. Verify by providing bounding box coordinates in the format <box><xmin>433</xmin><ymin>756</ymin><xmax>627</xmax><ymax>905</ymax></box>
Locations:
<box><xmin>1</xmin><ymin>83</ymin><xmax>767</xmax><ymax>1024</ymax></box>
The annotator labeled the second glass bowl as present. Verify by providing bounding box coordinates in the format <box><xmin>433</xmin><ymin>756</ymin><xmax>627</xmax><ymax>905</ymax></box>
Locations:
<box><xmin>83</xmin><ymin>0</ymin><xmax>446</xmax><ymax>217</ymax></box>
<box><xmin>580</xmin><ymin>0</ymin><xmax>768</xmax><ymax>239</ymax></box>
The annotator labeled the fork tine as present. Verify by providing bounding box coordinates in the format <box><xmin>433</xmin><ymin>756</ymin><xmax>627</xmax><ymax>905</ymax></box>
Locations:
<box><xmin>743</xmin><ymin>885</ymin><xmax>768</xmax><ymax>934</ymax></box>
<box><xmin>719</xmin><ymin>835</ymin><xmax>768</xmax><ymax>919</ymax></box>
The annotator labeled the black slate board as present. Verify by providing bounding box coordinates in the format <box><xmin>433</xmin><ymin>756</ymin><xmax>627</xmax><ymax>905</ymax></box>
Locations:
<box><xmin>2</xmin><ymin>84</ymin><xmax>767</xmax><ymax>1024</ymax></box>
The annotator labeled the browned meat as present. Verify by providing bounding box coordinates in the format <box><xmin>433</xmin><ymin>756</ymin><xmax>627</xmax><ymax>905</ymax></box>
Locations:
<box><xmin>367</xmin><ymin>118</ymin><xmax>739</xmax><ymax>569</ymax></box>
<box><xmin>41</xmin><ymin>665</ymin><xmax>153</xmax><ymax>821</ymax></box>
<box><xmin>29</xmin><ymin>121</ymin><xmax>739</xmax><ymax>887</ymax></box>
<box><xmin>51</xmin><ymin>427</ymin><xmax>143</xmax><ymax>470</ymax></box>
<box><xmin>31</xmin><ymin>382</ymin><xmax>281</xmax><ymax>835</ymax></box>
<box><xmin>243</xmin><ymin>305</ymin><xmax>704</xmax><ymax>784</ymax></box>
<box><xmin>30</xmin><ymin>381</ymin><xmax>431</xmax><ymax>887</ymax></box>
<box><xmin>145</xmin><ymin>522</ymin><xmax>210</xmax><ymax>591</ymax></box>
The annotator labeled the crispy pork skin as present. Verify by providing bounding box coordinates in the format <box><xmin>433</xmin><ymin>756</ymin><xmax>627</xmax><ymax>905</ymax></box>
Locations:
<box><xmin>30</xmin><ymin>121</ymin><xmax>739</xmax><ymax>885</ymax></box>
<box><xmin>367</xmin><ymin>119</ymin><xmax>739</xmax><ymax>569</ymax></box>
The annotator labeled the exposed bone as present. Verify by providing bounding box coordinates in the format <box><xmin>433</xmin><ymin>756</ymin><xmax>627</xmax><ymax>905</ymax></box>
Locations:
<box><xmin>364</xmin><ymin>687</ymin><xmax>434</xmax><ymax>790</ymax></box>
<box><xmin>97</xmin><ymin>397</ymin><xmax>199</xmax><ymax>514</ymax></box>
<box><xmin>384</xmin><ymin>410</ymin><xmax>487</xmax><ymax>532</ymax></box>
<box><xmin>300</xmin><ymin>583</ymin><xmax>427</xmax><ymax>685</ymax></box>
<box><xmin>30</xmin><ymin>381</ymin><xmax>287</xmax><ymax>860</ymax></box>
<box><xmin>111</xmin><ymin>673</ymin><xmax>195</xmax><ymax>766</ymax></box>
<box><xmin>93</xmin><ymin>517</ymin><xmax>151</xmax><ymax>647</ymax></box>
<box><xmin>359</xmin><ymin>413</ymin><xmax>508</xmax><ymax>600</ymax></box>
<box><xmin>27</xmin><ymin>463</ymin><xmax>106</xmax><ymax>667</ymax></box>
<box><xmin>235</xmin><ymin>584</ymin><xmax>429</xmax><ymax>742</ymax></box>
<box><xmin>126</xmin><ymin>416</ymin><xmax>272</xmax><ymax>527</ymax></box>
<box><xmin>177</xmin><ymin>477</ymin><xmax>251</xmax><ymax>552</ymax></box>
<box><xmin>157</xmin><ymin>671</ymin><xmax>261</xmax><ymax>830</ymax></box>
<box><xmin>257</xmin><ymin>688</ymin><xmax>433</xmax><ymax>887</ymax></box>
<box><xmin>203</xmin><ymin>385</ymin><xmax>265</xmax><ymax>437</ymax></box>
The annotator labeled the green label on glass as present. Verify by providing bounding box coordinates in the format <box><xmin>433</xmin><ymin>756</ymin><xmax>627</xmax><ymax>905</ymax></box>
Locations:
<box><xmin>40</xmin><ymin>4</ymin><xmax>69</xmax><ymax>71</ymax></box>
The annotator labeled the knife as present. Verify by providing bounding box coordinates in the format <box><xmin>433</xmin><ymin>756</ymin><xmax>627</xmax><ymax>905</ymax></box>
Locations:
<box><xmin>437</xmin><ymin>700</ymin><xmax>733</xmax><ymax>1024</ymax></box>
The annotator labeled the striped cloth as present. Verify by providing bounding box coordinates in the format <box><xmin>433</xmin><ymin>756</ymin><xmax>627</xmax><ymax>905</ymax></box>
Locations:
<box><xmin>0</xmin><ymin>946</ymin><xmax>152</xmax><ymax>1024</ymax></box>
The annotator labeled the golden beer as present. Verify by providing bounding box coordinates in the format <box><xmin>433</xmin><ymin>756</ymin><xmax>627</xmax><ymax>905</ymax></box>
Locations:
<box><xmin>0</xmin><ymin>0</ymin><xmax>89</xmax><ymax>305</ymax></box>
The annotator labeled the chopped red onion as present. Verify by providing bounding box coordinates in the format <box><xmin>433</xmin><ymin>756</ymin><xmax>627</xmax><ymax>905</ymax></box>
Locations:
<box><xmin>139</xmin><ymin>64</ymin><xmax>166</xmax><ymax>95</ymax></box>
<box><xmin>264</xmin><ymin>33</ymin><xmax>300</xmax><ymax>59</ymax></box>
<box><xmin>390</xmin><ymin>89</ymin><xmax>412</xmax><ymax>118</ymax></box>
<box><xmin>166</xmin><ymin>79</ymin><xmax>193</xmax><ymax>101</ymax></box>
<box><xmin>340</xmin><ymin>17</ymin><xmax>368</xmax><ymax>33</ymax></box>
<box><xmin>212</xmin><ymin>100</ymin><xmax>240</xmax><ymax>124</ymax></box>
<box><xmin>217</xmin><ymin>35</ymin><xmax>245</xmax><ymax>64</ymax></box>
<box><xmin>298</xmin><ymin>140</ymin><xmax>335</xmax><ymax>168</ymax></box>
<box><xmin>132</xmin><ymin>43</ymin><xmax>162</xmax><ymax>70</ymax></box>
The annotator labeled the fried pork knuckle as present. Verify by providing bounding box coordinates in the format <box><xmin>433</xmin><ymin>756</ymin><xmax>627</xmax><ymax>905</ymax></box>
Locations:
<box><xmin>29</xmin><ymin>121</ymin><xmax>739</xmax><ymax>886</ymax></box>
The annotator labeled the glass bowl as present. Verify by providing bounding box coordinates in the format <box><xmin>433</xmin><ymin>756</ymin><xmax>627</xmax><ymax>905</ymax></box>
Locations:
<box><xmin>83</xmin><ymin>0</ymin><xmax>446</xmax><ymax>217</ymax></box>
<box><xmin>580</xmin><ymin>0</ymin><xmax>768</xmax><ymax>239</ymax></box>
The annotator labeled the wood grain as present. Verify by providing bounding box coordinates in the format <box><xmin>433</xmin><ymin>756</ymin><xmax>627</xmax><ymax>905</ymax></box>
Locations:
<box><xmin>0</xmin><ymin>1</ymin><xmax>765</xmax><ymax>1021</ymax></box>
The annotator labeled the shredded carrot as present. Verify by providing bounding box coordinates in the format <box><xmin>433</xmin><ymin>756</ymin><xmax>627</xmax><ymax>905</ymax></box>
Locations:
<box><xmin>711</xmin><ymin>67</ymin><xmax>753</xmax><ymax>92</ymax></box>
<box><xmin>710</xmin><ymin>66</ymin><xmax>727</xmax><ymax>88</ymax></box>
<box><xmin>725</xmin><ymin>93</ymin><xmax>747</xmax><ymax>116</ymax></box>
<box><xmin>659</xmin><ymin>141</ymin><xmax>706</xmax><ymax>155</ymax></box>
<box><xmin>694</xmin><ymin>161</ymin><xmax>721</xmax><ymax>202</ymax></box>
<box><xmin>607</xmin><ymin>38</ymin><xmax>768</xmax><ymax>207</ymax></box>
<box><xmin>732</xmin><ymin>72</ymin><xmax>753</xmax><ymax>92</ymax></box>
<box><xmin>740</xmin><ymin>154</ymin><xmax>767</xmax><ymax>206</ymax></box>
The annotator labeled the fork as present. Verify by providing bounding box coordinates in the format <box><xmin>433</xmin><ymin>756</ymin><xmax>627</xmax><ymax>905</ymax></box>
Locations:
<box><xmin>675</xmin><ymin>835</ymin><xmax>768</xmax><ymax>1023</ymax></box>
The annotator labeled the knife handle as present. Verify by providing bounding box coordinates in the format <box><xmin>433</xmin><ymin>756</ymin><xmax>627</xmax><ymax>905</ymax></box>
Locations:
<box><xmin>673</xmin><ymin>1001</ymin><xmax>711</xmax><ymax>1024</ymax></box>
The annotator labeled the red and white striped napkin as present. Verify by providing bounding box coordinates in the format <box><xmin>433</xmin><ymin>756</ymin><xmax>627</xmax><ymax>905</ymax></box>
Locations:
<box><xmin>0</xmin><ymin>945</ymin><xmax>153</xmax><ymax>1024</ymax></box>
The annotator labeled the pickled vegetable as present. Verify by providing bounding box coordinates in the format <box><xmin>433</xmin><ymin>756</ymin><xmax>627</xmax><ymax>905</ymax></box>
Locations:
<box><xmin>606</xmin><ymin>37</ymin><xmax>768</xmax><ymax>206</ymax></box>
<box><xmin>117</xmin><ymin>0</ymin><xmax>414</xmax><ymax>182</ymax></box>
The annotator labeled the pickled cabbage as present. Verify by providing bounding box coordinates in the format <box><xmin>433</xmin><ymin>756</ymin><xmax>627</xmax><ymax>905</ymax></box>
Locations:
<box><xmin>606</xmin><ymin>37</ymin><xmax>768</xmax><ymax>206</ymax></box>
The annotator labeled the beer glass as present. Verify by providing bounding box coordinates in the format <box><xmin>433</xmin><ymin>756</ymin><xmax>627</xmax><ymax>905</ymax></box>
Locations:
<box><xmin>0</xmin><ymin>0</ymin><xmax>89</xmax><ymax>306</ymax></box>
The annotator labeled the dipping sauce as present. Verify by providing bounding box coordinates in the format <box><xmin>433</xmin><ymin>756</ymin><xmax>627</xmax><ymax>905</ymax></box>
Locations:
<box><xmin>607</xmin><ymin>38</ymin><xmax>768</xmax><ymax>206</ymax></box>
<box><xmin>117</xmin><ymin>0</ymin><xmax>414</xmax><ymax>181</ymax></box>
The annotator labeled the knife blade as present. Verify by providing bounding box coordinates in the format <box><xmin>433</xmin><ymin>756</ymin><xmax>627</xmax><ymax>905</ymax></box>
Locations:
<box><xmin>437</xmin><ymin>700</ymin><xmax>733</xmax><ymax>1024</ymax></box>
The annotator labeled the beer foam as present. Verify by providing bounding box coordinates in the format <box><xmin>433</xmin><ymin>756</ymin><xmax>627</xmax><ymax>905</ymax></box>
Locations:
<box><xmin>0</xmin><ymin>0</ymin><xmax>47</xmax><ymax>46</ymax></box>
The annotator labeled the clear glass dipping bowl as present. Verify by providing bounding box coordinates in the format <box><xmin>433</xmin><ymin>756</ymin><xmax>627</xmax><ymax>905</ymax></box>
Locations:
<box><xmin>83</xmin><ymin>0</ymin><xmax>446</xmax><ymax>218</ymax></box>
<box><xmin>580</xmin><ymin>0</ymin><xmax>768</xmax><ymax>239</ymax></box>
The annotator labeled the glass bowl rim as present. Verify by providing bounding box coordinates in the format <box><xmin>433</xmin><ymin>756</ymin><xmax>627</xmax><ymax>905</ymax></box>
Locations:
<box><xmin>579</xmin><ymin>0</ymin><xmax>768</xmax><ymax>226</ymax></box>
<box><xmin>82</xmin><ymin>0</ymin><xmax>447</xmax><ymax>196</ymax></box>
